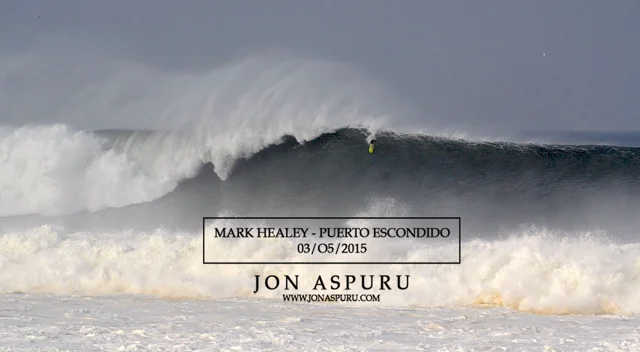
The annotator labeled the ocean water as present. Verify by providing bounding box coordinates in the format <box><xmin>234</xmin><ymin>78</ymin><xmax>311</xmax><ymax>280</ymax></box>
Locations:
<box><xmin>1</xmin><ymin>50</ymin><xmax>640</xmax><ymax>351</ymax></box>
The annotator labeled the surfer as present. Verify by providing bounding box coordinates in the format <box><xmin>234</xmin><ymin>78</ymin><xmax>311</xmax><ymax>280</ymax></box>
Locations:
<box><xmin>369</xmin><ymin>139</ymin><xmax>376</xmax><ymax>154</ymax></box>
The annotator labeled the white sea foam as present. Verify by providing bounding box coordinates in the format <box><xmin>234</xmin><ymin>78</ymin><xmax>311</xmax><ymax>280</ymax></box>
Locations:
<box><xmin>1</xmin><ymin>198</ymin><xmax>638</xmax><ymax>316</ymax></box>
<box><xmin>2</xmin><ymin>294</ymin><xmax>638</xmax><ymax>351</ymax></box>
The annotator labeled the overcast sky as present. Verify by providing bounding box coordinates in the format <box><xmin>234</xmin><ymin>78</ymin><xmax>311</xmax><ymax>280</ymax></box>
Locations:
<box><xmin>2</xmin><ymin>0</ymin><xmax>639</xmax><ymax>133</ymax></box>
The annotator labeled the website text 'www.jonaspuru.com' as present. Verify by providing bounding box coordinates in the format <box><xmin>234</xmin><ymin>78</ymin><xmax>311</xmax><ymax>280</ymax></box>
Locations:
<box><xmin>282</xmin><ymin>293</ymin><xmax>381</xmax><ymax>303</ymax></box>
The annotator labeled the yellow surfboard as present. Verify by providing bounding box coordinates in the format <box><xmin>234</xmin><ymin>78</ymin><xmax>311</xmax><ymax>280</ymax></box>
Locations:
<box><xmin>368</xmin><ymin>142</ymin><xmax>376</xmax><ymax>154</ymax></box>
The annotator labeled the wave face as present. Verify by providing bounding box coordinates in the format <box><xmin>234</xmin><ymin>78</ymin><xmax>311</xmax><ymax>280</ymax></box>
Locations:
<box><xmin>6</xmin><ymin>127</ymin><xmax>638</xmax><ymax>234</ymax></box>
<box><xmin>4</xmin><ymin>126</ymin><xmax>640</xmax><ymax>226</ymax></box>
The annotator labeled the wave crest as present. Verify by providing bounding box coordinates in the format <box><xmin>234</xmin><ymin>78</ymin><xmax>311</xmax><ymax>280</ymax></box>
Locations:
<box><xmin>1</xmin><ymin>47</ymin><xmax>426</xmax><ymax>217</ymax></box>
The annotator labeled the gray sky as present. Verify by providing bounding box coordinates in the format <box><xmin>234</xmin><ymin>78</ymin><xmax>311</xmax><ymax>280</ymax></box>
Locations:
<box><xmin>2</xmin><ymin>0</ymin><xmax>639</xmax><ymax>133</ymax></box>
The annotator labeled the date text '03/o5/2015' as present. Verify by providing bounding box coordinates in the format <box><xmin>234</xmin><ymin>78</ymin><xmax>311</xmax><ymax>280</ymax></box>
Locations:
<box><xmin>202</xmin><ymin>217</ymin><xmax>461</xmax><ymax>265</ymax></box>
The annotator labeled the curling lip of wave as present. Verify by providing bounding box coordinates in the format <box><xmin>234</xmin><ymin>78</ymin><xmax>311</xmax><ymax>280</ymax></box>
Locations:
<box><xmin>1</xmin><ymin>49</ymin><xmax>425</xmax><ymax>217</ymax></box>
<box><xmin>0</xmin><ymin>122</ymin><xmax>380</xmax><ymax>218</ymax></box>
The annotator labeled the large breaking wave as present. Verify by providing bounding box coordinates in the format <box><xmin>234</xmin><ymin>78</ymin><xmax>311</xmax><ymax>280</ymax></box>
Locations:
<box><xmin>2</xmin><ymin>42</ymin><xmax>640</xmax><ymax>315</ymax></box>
<box><xmin>0</xmin><ymin>46</ymin><xmax>426</xmax><ymax>218</ymax></box>
<box><xmin>2</xmin><ymin>125</ymin><xmax>639</xmax><ymax>235</ymax></box>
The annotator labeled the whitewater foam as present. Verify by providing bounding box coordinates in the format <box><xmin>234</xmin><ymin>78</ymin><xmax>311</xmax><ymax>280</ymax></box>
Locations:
<box><xmin>0</xmin><ymin>125</ymin><xmax>194</xmax><ymax>217</ymax></box>
<box><xmin>1</xmin><ymin>217</ymin><xmax>638</xmax><ymax>315</ymax></box>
